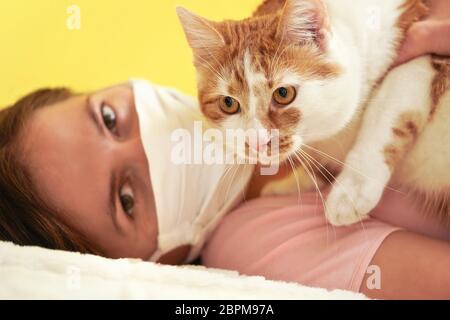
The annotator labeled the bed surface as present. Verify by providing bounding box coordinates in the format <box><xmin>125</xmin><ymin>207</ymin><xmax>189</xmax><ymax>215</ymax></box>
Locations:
<box><xmin>0</xmin><ymin>241</ymin><xmax>366</xmax><ymax>299</ymax></box>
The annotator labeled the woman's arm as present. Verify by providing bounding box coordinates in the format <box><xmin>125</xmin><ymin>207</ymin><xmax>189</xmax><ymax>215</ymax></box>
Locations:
<box><xmin>361</xmin><ymin>231</ymin><xmax>450</xmax><ymax>299</ymax></box>
<box><xmin>204</xmin><ymin>192</ymin><xmax>450</xmax><ymax>299</ymax></box>
<box><xmin>395</xmin><ymin>0</ymin><xmax>450</xmax><ymax>65</ymax></box>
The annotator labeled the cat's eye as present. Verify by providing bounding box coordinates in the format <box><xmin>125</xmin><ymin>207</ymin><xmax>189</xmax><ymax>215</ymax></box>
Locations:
<box><xmin>219</xmin><ymin>96</ymin><xmax>241</xmax><ymax>114</ymax></box>
<box><xmin>272</xmin><ymin>86</ymin><xmax>297</xmax><ymax>106</ymax></box>
<box><xmin>119</xmin><ymin>184</ymin><xmax>135</xmax><ymax>216</ymax></box>
<box><xmin>101</xmin><ymin>104</ymin><xmax>117</xmax><ymax>133</ymax></box>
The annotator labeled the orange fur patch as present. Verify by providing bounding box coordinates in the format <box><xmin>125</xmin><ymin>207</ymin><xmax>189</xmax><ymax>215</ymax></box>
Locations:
<box><xmin>197</xmin><ymin>11</ymin><xmax>340</xmax><ymax>129</ymax></box>
<box><xmin>253</xmin><ymin>0</ymin><xmax>286</xmax><ymax>17</ymax></box>
<box><xmin>384</xmin><ymin>111</ymin><xmax>425</xmax><ymax>171</ymax></box>
<box><xmin>396</xmin><ymin>0</ymin><xmax>429</xmax><ymax>34</ymax></box>
<box><xmin>430</xmin><ymin>56</ymin><xmax>450</xmax><ymax>116</ymax></box>
<box><xmin>192</xmin><ymin>0</ymin><xmax>340</xmax><ymax>162</ymax></box>
<box><xmin>267</xmin><ymin>107</ymin><xmax>301</xmax><ymax>129</ymax></box>
<box><xmin>396</xmin><ymin>1</ymin><xmax>449</xmax><ymax>121</ymax></box>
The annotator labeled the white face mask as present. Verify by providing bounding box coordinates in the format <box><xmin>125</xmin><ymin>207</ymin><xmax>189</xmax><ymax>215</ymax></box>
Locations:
<box><xmin>131</xmin><ymin>79</ymin><xmax>254</xmax><ymax>263</ymax></box>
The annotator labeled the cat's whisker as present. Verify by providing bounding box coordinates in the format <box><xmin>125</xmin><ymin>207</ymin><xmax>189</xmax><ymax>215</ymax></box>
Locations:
<box><xmin>292</xmin><ymin>151</ymin><xmax>327</xmax><ymax>214</ymax></box>
<box><xmin>220</xmin><ymin>166</ymin><xmax>235</xmax><ymax>190</ymax></box>
<box><xmin>298</xmin><ymin>149</ymin><xmax>356</xmax><ymax>214</ymax></box>
<box><xmin>293</xmin><ymin>150</ymin><xmax>336</xmax><ymax>239</ymax></box>
<box><xmin>197</xmin><ymin>62</ymin><xmax>226</xmax><ymax>84</ymax></box>
<box><xmin>221</xmin><ymin>165</ymin><xmax>234</xmax><ymax>180</ymax></box>
<box><xmin>298</xmin><ymin>149</ymin><xmax>369</xmax><ymax>233</ymax></box>
<box><xmin>194</xmin><ymin>35</ymin><xmax>228</xmax><ymax>77</ymax></box>
<box><xmin>198</xmin><ymin>64</ymin><xmax>226</xmax><ymax>84</ymax></box>
<box><xmin>270</xmin><ymin>44</ymin><xmax>295</xmax><ymax>76</ymax></box>
<box><xmin>269</xmin><ymin>33</ymin><xmax>288</xmax><ymax>76</ymax></box>
<box><xmin>294</xmin><ymin>151</ymin><xmax>324</xmax><ymax>202</ymax></box>
<box><xmin>231</xmin><ymin>165</ymin><xmax>249</xmax><ymax>204</ymax></box>
<box><xmin>223</xmin><ymin>165</ymin><xmax>240</xmax><ymax>206</ymax></box>
<box><xmin>293</xmin><ymin>150</ymin><xmax>334</xmax><ymax>240</ymax></box>
<box><xmin>269</xmin><ymin>23</ymin><xmax>287</xmax><ymax>71</ymax></box>
<box><xmin>297</xmin><ymin>149</ymin><xmax>331</xmax><ymax>184</ymax></box>
<box><xmin>196</xmin><ymin>55</ymin><xmax>227</xmax><ymax>83</ymax></box>
<box><xmin>296</xmin><ymin>150</ymin><xmax>328</xmax><ymax>184</ymax></box>
<box><xmin>300</xmin><ymin>149</ymin><xmax>366</xmax><ymax>210</ymax></box>
<box><xmin>301</xmin><ymin>144</ymin><xmax>406</xmax><ymax>195</ymax></box>
<box><xmin>287</xmin><ymin>155</ymin><xmax>302</xmax><ymax>208</ymax></box>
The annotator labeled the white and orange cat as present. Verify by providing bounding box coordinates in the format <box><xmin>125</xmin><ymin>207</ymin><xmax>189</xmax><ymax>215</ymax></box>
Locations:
<box><xmin>177</xmin><ymin>0</ymin><xmax>450</xmax><ymax>226</ymax></box>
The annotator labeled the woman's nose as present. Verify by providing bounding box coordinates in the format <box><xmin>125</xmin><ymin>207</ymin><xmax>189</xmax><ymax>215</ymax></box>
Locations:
<box><xmin>108</xmin><ymin>135</ymin><xmax>148</xmax><ymax>165</ymax></box>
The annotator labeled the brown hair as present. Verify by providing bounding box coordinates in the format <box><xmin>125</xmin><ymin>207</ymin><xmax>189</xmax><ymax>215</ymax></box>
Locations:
<box><xmin>0</xmin><ymin>88</ymin><xmax>100</xmax><ymax>254</ymax></box>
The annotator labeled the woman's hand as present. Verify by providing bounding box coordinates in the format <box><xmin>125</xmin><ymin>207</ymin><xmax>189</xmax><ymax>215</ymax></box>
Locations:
<box><xmin>395</xmin><ymin>0</ymin><xmax>450</xmax><ymax>66</ymax></box>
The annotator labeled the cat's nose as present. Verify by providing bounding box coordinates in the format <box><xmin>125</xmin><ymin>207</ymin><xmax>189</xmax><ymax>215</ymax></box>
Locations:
<box><xmin>248</xmin><ymin>131</ymin><xmax>271</xmax><ymax>152</ymax></box>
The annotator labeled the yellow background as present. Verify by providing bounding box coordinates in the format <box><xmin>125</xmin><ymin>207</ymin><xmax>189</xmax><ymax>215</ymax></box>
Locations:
<box><xmin>0</xmin><ymin>0</ymin><xmax>260</xmax><ymax>107</ymax></box>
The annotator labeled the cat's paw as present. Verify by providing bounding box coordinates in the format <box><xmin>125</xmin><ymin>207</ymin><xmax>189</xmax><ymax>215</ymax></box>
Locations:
<box><xmin>325</xmin><ymin>172</ymin><xmax>385</xmax><ymax>226</ymax></box>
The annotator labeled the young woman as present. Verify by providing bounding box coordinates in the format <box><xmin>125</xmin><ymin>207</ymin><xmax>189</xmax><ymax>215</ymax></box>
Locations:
<box><xmin>1</xmin><ymin>1</ymin><xmax>449</xmax><ymax>299</ymax></box>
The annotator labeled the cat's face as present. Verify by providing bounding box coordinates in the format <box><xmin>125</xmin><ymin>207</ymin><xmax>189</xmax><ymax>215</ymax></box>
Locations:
<box><xmin>178</xmin><ymin>0</ymin><xmax>358</xmax><ymax>165</ymax></box>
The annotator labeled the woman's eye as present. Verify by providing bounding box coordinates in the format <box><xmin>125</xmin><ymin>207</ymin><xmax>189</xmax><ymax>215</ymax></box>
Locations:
<box><xmin>219</xmin><ymin>96</ymin><xmax>241</xmax><ymax>114</ymax></box>
<box><xmin>101</xmin><ymin>104</ymin><xmax>117</xmax><ymax>133</ymax></box>
<box><xmin>272</xmin><ymin>86</ymin><xmax>297</xmax><ymax>106</ymax></box>
<box><xmin>119</xmin><ymin>185</ymin><xmax>134</xmax><ymax>216</ymax></box>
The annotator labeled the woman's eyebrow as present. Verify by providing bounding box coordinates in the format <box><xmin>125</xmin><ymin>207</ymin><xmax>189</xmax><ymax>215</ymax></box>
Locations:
<box><xmin>86</xmin><ymin>98</ymin><xmax>104</xmax><ymax>137</ymax></box>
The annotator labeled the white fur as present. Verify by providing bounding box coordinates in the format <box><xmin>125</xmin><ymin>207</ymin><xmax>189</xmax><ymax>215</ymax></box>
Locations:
<box><xmin>280</xmin><ymin>0</ymin><xmax>322</xmax><ymax>42</ymax></box>
<box><xmin>261</xmin><ymin>0</ymin><xmax>449</xmax><ymax>226</ymax></box>
<box><xmin>325</xmin><ymin>57</ymin><xmax>436</xmax><ymax>225</ymax></box>
<box><xmin>244</xmin><ymin>50</ymin><xmax>266</xmax><ymax>116</ymax></box>
<box><xmin>243</xmin><ymin>50</ymin><xmax>269</xmax><ymax>143</ymax></box>
<box><xmin>188</xmin><ymin>0</ymin><xmax>448</xmax><ymax>226</ymax></box>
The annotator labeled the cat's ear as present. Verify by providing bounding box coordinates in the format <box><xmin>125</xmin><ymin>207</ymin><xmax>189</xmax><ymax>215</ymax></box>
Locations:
<box><xmin>177</xmin><ymin>7</ymin><xmax>225</xmax><ymax>59</ymax></box>
<box><xmin>277</xmin><ymin>0</ymin><xmax>330</xmax><ymax>50</ymax></box>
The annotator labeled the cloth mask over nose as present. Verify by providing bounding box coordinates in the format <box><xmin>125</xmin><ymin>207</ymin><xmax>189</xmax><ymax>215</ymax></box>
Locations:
<box><xmin>131</xmin><ymin>79</ymin><xmax>254</xmax><ymax>262</ymax></box>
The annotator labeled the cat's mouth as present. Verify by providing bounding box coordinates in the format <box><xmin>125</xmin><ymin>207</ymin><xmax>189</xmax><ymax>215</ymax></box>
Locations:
<box><xmin>233</xmin><ymin>139</ymin><xmax>294</xmax><ymax>166</ymax></box>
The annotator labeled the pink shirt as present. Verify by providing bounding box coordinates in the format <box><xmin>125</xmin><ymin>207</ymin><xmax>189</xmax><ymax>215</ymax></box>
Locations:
<box><xmin>202</xmin><ymin>189</ymin><xmax>449</xmax><ymax>292</ymax></box>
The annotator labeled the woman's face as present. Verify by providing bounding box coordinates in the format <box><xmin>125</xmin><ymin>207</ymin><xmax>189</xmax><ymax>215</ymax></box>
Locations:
<box><xmin>22</xmin><ymin>83</ymin><xmax>158</xmax><ymax>259</ymax></box>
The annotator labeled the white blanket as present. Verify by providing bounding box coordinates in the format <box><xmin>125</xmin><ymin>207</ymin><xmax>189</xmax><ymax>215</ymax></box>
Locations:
<box><xmin>0</xmin><ymin>241</ymin><xmax>366</xmax><ymax>299</ymax></box>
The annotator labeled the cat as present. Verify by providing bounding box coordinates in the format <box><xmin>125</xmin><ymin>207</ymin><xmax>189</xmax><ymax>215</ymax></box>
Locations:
<box><xmin>177</xmin><ymin>0</ymin><xmax>450</xmax><ymax>227</ymax></box>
